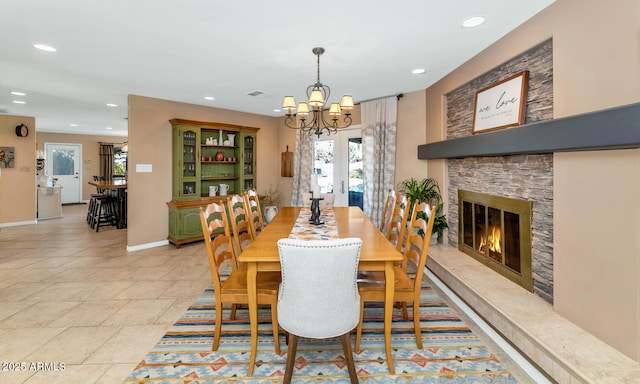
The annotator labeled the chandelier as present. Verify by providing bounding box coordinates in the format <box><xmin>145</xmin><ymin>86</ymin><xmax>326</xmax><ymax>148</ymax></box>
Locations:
<box><xmin>282</xmin><ymin>47</ymin><xmax>354</xmax><ymax>137</ymax></box>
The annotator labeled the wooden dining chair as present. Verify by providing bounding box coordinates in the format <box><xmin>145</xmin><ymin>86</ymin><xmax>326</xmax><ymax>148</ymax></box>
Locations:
<box><xmin>244</xmin><ymin>189</ymin><xmax>264</xmax><ymax>239</ymax></box>
<box><xmin>227</xmin><ymin>194</ymin><xmax>254</xmax><ymax>255</ymax></box>
<box><xmin>277</xmin><ymin>238</ymin><xmax>362</xmax><ymax>384</ymax></box>
<box><xmin>355</xmin><ymin>202</ymin><xmax>436</xmax><ymax>350</ymax></box>
<box><xmin>385</xmin><ymin>193</ymin><xmax>410</xmax><ymax>252</ymax></box>
<box><xmin>379</xmin><ymin>189</ymin><xmax>396</xmax><ymax>233</ymax></box>
<box><xmin>199</xmin><ymin>201</ymin><xmax>281</xmax><ymax>353</ymax></box>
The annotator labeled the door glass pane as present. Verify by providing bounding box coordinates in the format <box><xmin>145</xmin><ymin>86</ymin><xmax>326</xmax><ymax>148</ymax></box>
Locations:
<box><xmin>314</xmin><ymin>140</ymin><xmax>334</xmax><ymax>193</ymax></box>
<box><xmin>348</xmin><ymin>138</ymin><xmax>363</xmax><ymax>209</ymax></box>
<box><xmin>114</xmin><ymin>151</ymin><xmax>127</xmax><ymax>176</ymax></box>
<box><xmin>52</xmin><ymin>149</ymin><xmax>75</xmax><ymax>175</ymax></box>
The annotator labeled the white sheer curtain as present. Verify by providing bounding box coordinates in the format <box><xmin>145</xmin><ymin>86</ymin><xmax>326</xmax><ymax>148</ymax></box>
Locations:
<box><xmin>362</xmin><ymin>96</ymin><xmax>397</xmax><ymax>226</ymax></box>
<box><xmin>290</xmin><ymin>131</ymin><xmax>314</xmax><ymax>206</ymax></box>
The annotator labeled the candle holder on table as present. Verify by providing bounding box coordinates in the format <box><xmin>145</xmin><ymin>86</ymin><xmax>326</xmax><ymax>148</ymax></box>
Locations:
<box><xmin>309</xmin><ymin>197</ymin><xmax>324</xmax><ymax>225</ymax></box>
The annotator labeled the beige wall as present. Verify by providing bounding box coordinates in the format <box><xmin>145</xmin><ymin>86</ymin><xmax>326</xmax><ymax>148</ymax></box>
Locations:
<box><xmin>555</xmin><ymin>149</ymin><xmax>640</xmax><ymax>359</ymax></box>
<box><xmin>36</xmin><ymin>132</ymin><xmax>127</xmax><ymax>201</ymax></box>
<box><xmin>0</xmin><ymin>115</ymin><xmax>36</xmax><ymax>224</ymax></box>
<box><xmin>395</xmin><ymin>91</ymin><xmax>428</xmax><ymax>185</ymax></box>
<box><xmin>127</xmin><ymin>95</ymin><xmax>281</xmax><ymax>248</ymax></box>
<box><xmin>423</xmin><ymin>0</ymin><xmax>640</xmax><ymax>360</ymax></box>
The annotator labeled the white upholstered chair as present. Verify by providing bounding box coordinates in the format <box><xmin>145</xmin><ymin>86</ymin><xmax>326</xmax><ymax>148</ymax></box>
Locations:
<box><xmin>277</xmin><ymin>238</ymin><xmax>362</xmax><ymax>384</ymax></box>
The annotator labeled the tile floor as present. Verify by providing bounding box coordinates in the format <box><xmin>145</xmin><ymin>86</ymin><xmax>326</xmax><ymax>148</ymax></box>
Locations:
<box><xmin>0</xmin><ymin>204</ymin><xmax>212</xmax><ymax>383</ymax></box>
<box><xmin>0</xmin><ymin>204</ymin><xmax>533</xmax><ymax>384</ymax></box>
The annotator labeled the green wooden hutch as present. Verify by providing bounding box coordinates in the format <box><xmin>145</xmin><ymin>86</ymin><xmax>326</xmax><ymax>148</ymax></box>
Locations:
<box><xmin>167</xmin><ymin>118</ymin><xmax>258</xmax><ymax>246</ymax></box>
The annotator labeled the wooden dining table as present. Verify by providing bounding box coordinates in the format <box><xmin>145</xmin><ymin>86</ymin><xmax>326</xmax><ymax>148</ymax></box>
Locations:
<box><xmin>237</xmin><ymin>206</ymin><xmax>403</xmax><ymax>376</ymax></box>
<box><xmin>88</xmin><ymin>179</ymin><xmax>128</xmax><ymax>229</ymax></box>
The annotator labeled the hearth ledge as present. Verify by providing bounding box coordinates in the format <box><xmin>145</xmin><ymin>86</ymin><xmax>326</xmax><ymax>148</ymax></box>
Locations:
<box><xmin>427</xmin><ymin>244</ymin><xmax>640</xmax><ymax>383</ymax></box>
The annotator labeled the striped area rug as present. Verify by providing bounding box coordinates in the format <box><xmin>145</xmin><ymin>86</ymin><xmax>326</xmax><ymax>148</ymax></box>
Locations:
<box><xmin>124</xmin><ymin>280</ymin><xmax>518</xmax><ymax>383</ymax></box>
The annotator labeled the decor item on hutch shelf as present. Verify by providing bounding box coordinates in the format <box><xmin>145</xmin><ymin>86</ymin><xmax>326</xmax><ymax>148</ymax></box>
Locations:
<box><xmin>472</xmin><ymin>70</ymin><xmax>529</xmax><ymax>134</ymax></box>
<box><xmin>219</xmin><ymin>183</ymin><xmax>229</xmax><ymax>196</ymax></box>
<box><xmin>282</xmin><ymin>47</ymin><xmax>354</xmax><ymax>137</ymax></box>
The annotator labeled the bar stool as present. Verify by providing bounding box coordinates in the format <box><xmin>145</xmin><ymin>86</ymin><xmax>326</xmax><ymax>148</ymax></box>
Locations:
<box><xmin>93</xmin><ymin>192</ymin><xmax>118</xmax><ymax>232</ymax></box>
<box><xmin>87</xmin><ymin>176</ymin><xmax>106</xmax><ymax>227</ymax></box>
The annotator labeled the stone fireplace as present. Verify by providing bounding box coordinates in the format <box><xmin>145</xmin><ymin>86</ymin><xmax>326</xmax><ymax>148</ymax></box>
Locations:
<box><xmin>417</xmin><ymin>38</ymin><xmax>638</xmax><ymax>304</ymax></box>
<box><xmin>458</xmin><ymin>190</ymin><xmax>533</xmax><ymax>291</ymax></box>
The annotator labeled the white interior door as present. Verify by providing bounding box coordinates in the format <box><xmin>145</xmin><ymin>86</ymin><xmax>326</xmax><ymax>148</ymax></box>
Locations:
<box><xmin>313</xmin><ymin>126</ymin><xmax>362</xmax><ymax>207</ymax></box>
<box><xmin>45</xmin><ymin>142</ymin><xmax>82</xmax><ymax>204</ymax></box>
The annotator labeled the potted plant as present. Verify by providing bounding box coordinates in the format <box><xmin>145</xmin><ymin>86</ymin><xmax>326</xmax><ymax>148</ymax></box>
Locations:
<box><xmin>261</xmin><ymin>185</ymin><xmax>280</xmax><ymax>223</ymax></box>
<box><xmin>397</xmin><ymin>177</ymin><xmax>441</xmax><ymax>207</ymax></box>
<box><xmin>432</xmin><ymin>203</ymin><xmax>449</xmax><ymax>244</ymax></box>
<box><xmin>397</xmin><ymin>177</ymin><xmax>448</xmax><ymax>243</ymax></box>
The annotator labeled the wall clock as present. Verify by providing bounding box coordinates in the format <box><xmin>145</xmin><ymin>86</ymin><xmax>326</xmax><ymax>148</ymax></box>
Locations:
<box><xmin>15</xmin><ymin>124</ymin><xmax>29</xmax><ymax>137</ymax></box>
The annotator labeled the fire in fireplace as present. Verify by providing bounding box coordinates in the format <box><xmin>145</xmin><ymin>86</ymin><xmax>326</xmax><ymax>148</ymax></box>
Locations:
<box><xmin>458</xmin><ymin>190</ymin><xmax>533</xmax><ymax>291</ymax></box>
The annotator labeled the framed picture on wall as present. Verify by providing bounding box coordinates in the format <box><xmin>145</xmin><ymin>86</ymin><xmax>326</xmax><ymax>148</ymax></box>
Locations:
<box><xmin>472</xmin><ymin>70</ymin><xmax>529</xmax><ymax>134</ymax></box>
<box><xmin>0</xmin><ymin>146</ymin><xmax>15</xmax><ymax>168</ymax></box>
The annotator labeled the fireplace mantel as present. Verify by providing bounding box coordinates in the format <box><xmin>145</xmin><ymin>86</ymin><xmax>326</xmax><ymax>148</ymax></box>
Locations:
<box><xmin>418</xmin><ymin>102</ymin><xmax>640</xmax><ymax>160</ymax></box>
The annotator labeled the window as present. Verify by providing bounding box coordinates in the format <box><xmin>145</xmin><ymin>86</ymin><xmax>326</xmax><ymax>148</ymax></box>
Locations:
<box><xmin>114</xmin><ymin>144</ymin><xmax>128</xmax><ymax>176</ymax></box>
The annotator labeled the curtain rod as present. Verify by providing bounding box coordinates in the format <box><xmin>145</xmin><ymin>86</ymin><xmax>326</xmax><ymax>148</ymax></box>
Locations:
<box><xmin>354</xmin><ymin>93</ymin><xmax>403</xmax><ymax>106</ymax></box>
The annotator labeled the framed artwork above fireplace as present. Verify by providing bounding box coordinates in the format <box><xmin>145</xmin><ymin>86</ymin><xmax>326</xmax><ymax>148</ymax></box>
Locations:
<box><xmin>472</xmin><ymin>70</ymin><xmax>529</xmax><ymax>134</ymax></box>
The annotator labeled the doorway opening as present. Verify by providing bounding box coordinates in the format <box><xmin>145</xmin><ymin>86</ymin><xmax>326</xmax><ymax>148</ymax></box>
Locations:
<box><xmin>44</xmin><ymin>143</ymin><xmax>82</xmax><ymax>204</ymax></box>
<box><xmin>312</xmin><ymin>127</ymin><xmax>362</xmax><ymax>208</ymax></box>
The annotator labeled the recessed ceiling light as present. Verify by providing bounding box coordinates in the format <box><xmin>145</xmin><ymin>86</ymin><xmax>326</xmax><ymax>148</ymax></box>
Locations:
<box><xmin>33</xmin><ymin>44</ymin><xmax>57</xmax><ymax>52</ymax></box>
<box><xmin>273</xmin><ymin>109</ymin><xmax>281</xmax><ymax>113</ymax></box>
<box><xmin>106</xmin><ymin>103</ymin><xmax>118</xmax><ymax>107</ymax></box>
<box><xmin>12</xmin><ymin>100</ymin><xmax>26</xmax><ymax>104</ymax></box>
<box><xmin>70</xmin><ymin>123</ymin><xmax>78</xmax><ymax>127</ymax></box>
<box><xmin>11</xmin><ymin>91</ymin><xmax>26</xmax><ymax>96</ymax></box>
<box><xmin>204</xmin><ymin>96</ymin><xmax>215</xmax><ymax>101</ymax></box>
<box><xmin>411</xmin><ymin>68</ymin><xmax>426</xmax><ymax>75</ymax></box>
<box><xmin>462</xmin><ymin>16</ymin><xmax>486</xmax><ymax>28</ymax></box>
<box><xmin>106</xmin><ymin>127</ymin><xmax>113</xmax><ymax>130</ymax></box>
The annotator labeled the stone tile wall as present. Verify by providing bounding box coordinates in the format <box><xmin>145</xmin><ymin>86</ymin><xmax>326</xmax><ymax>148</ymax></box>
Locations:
<box><xmin>445</xmin><ymin>39</ymin><xmax>554</xmax><ymax>302</ymax></box>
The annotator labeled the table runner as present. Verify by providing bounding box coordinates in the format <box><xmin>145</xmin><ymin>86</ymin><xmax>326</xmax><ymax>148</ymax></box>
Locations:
<box><xmin>288</xmin><ymin>207</ymin><xmax>339</xmax><ymax>240</ymax></box>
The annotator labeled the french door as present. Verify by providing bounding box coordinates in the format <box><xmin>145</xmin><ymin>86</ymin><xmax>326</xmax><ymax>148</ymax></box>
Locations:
<box><xmin>45</xmin><ymin>143</ymin><xmax>82</xmax><ymax>204</ymax></box>
<box><xmin>312</xmin><ymin>127</ymin><xmax>363</xmax><ymax>208</ymax></box>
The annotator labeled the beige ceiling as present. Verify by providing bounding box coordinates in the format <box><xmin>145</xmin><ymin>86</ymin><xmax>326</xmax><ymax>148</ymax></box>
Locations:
<box><xmin>0</xmin><ymin>0</ymin><xmax>555</xmax><ymax>137</ymax></box>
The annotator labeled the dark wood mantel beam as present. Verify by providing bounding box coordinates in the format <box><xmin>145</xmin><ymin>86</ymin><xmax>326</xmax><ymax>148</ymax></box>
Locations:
<box><xmin>417</xmin><ymin>103</ymin><xmax>640</xmax><ymax>160</ymax></box>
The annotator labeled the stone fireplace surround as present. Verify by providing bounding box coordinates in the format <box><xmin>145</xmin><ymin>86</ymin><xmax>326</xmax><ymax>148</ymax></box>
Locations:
<box><xmin>415</xmin><ymin>39</ymin><xmax>640</xmax><ymax>381</ymax></box>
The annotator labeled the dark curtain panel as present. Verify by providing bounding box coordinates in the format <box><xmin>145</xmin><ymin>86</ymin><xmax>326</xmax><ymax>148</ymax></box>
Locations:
<box><xmin>99</xmin><ymin>143</ymin><xmax>114</xmax><ymax>180</ymax></box>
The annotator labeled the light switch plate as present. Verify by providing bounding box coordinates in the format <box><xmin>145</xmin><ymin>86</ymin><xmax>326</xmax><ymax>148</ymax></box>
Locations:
<box><xmin>136</xmin><ymin>164</ymin><xmax>152</xmax><ymax>173</ymax></box>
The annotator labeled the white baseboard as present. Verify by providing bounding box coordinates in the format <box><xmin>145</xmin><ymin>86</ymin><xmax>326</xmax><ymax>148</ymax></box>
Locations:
<box><xmin>0</xmin><ymin>220</ymin><xmax>37</xmax><ymax>228</ymax></box>
<box><xmin>126</xmin><ymin>240</ymin><xmax>169</xmax><ymax>252</ymax></box>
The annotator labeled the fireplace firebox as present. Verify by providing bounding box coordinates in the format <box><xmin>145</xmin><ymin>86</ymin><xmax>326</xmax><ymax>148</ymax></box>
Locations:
<box><xmin>458</xmin><ymin>190</ymin><xmax>533</xmax><ymax>291</ymax></box>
